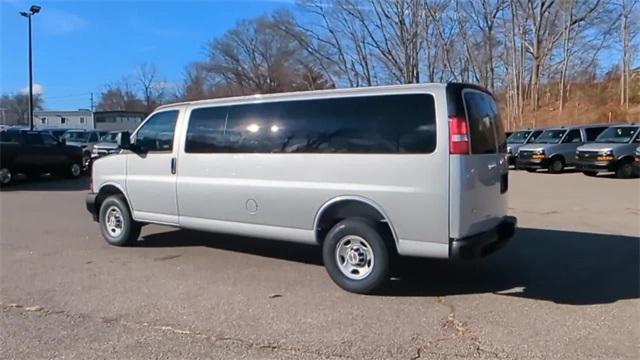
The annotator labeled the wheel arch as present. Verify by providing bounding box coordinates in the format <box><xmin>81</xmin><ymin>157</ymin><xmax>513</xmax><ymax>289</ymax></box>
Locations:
<box><xmin>313</xmin><ymin>196</ymin><xmax>399</xmax><ymax>250</ymax></box>
<box><xmin>95</xmin><ymin>182</ymin><xmax>132</xmax><ymax>216</ymax></box>
<box><xmin>617</xmin><ymin>155</ymin><xmax>635</xmax><ymax>163</ymax></box>
<box><xmin>548</xmin><ymin>153</ymin><xmax>565</xmax><ymax>163</ymax></box>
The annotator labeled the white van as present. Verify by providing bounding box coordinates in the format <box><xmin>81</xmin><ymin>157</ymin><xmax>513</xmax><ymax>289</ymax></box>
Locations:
<box><xmin>86</xmin><ymin>83</ymin><xmax>516</xmax><ymax>293</ymax></box>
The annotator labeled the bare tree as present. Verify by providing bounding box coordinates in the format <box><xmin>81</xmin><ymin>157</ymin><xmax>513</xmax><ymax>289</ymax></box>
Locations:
<box><xmin>96</xmin><ymin>79</ymin><xmax>146</xmax><ymax>112</ymax></box>
<box><xmin>135</xmin><ymin>63</ymin><xmax>168</xmax><ymax>112</ymax></box>
<box><xmin>199</xmin><ymin>12</ymin><xmax>333</xmax><ymax>96</ymax></box>
<box><xmin>619</xmin><ymin>0</ymin><xmax>639</xmax><ymax>110</ymax></box>
<box><xmin>0</xmin><ymin>93</ymin><xmax>43</xmax><ymax>125</ymax></box>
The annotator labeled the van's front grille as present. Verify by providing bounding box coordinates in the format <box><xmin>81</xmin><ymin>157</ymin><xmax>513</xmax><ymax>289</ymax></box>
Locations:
<box><xmin>577</xmin><ymin>150</ymin><xmax>599</xmax><ymax>161</ymax></box>
<box><xmin>517</xmin><ymin>150</ymin><xmax>535</xmax><ymax>159</ymax></box>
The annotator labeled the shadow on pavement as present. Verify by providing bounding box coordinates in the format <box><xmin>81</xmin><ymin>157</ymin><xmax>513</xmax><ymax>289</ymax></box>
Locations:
<box><xmin>0</xmin><ymin>175</ymin><xmax>90</xmax><ymax>192</ymax></box>
<box><xmin>138</xmin><ymin>227</ymin><xmax>639</xmax><ymax>305</ymax></box>
<box><xmin>139</xmin><ymin>229</ymin><xmax>324</xmax><ymax>266</ymax></box>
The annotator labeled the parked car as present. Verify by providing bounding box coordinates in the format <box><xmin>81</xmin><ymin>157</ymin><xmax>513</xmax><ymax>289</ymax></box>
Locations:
<box><xmin>575</xmin><ymin>124</ymin><xmax>640</xmax><ymax>178</ymax></box>
<box><xmin>0</xmin><ymin>129</ymin><xmax>84</xmax><ymax>185</ymax></box>
<box><xmin>38</xmin><ymin>128</ymin><xmax>80</xmax><ymax>142</ymax></box>
<box><xmin>91</xmin><ymin>131</ymin><xmax>125</xmax><ymax>160</ymax></box>
<box><xmin>506</xmin><ymin>128</ymin><xmax>545</xmax><ymax>167</ymax></box>
<box><xmin>516</xmin><ymin>124</ymin><xmax>611</xmax><ymax>173</ymax></box>
<box><xmin>86</xmin><ymin>83</ymin><xmax>517</xmax><ymax>294</ymax></box>
<box><xmin>63</xmin><ymin>130</ymin><xmax>109</xmax><ymax>166</ymax></box>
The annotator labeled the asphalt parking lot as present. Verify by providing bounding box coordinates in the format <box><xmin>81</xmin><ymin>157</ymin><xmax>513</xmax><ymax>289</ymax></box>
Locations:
<box><xmin>1</xmin><ymin>171</ymin><xmax>638</xmax><ymax>359</ymax></box>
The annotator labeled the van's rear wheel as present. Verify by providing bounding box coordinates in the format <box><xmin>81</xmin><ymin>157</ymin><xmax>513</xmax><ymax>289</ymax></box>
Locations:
<box><xmin>99</xmin><ymin>195</ymin><xmax>141</xmax><ymax>246</ymax></box>
<box><xmin>322</xmin><ymin>218</ymin><xmax>390</xmax><ymax>294</ymax></box>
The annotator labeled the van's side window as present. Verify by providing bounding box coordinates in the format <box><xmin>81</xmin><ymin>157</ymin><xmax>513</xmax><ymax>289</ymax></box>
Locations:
<box><xmin>464</xmin><ymin>91</ymin><xmax>499</xmax><ymax>154</ymax></box>
<box><xmin>135</xmin><ymin>110</ymin><xmax>179</xmax><ymax>152</ymax></box>
<box><xmin>563</xmin><ymin>129</ymin><xmax>582</xmax><ymax>143</ymax></box>
<box><xmin>585</xmin><ymin>127</ymin><xmax>606</xmax><ymax>141</ymax></box>
<box><xmin>185</xmin><ymin>107</ymin><xmax>228</xmax><ymax>153</ymax></box>
<box><xmin>184</xmin><ymin>94</ymin><xmax>437</xmax><ymax>154</ymax></box>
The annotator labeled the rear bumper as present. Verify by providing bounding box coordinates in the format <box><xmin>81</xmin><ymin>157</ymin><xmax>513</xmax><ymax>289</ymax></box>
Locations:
<box><xmin>575</xmin><ymin>160</ymin><xmax>616</xmax><ymax>172</ymax></box>
<box><xmin>449</xmin><ymin>216</ymin><xmax>517</xmax><ymax>260</ymax></box>
<box><xmin>86</xmin><ymin>192</ymin><xmax>98</xmax><ymax>222</ymax></box>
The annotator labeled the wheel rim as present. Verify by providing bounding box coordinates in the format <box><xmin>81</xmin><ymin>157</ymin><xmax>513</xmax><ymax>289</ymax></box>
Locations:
<box><xmin>0</xmin><ymin>168</ymin><xmax>11</xmax><ymax>184</ymax></box>
<box><xmin>105</xmin><ymin>206</ymin><xmax>124</xmax><ymax>238</ymax></box>
<box><xmin>335</xmin><ymin>235</ymin><xmax>374</xmax><ymax>280</ymax></box>
<box><xmin>552</xmin><ymin>160</ymin><xmax>562</xmax><ymax>172</ymax></box>
<box><xmin>71</xmin><ymin>163</ymin><xmax>81</xmax><ymax>177</ymax></box>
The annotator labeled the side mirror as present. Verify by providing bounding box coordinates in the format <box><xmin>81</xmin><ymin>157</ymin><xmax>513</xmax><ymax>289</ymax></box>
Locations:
<box><xmin>117</xmin><ymin>131</ymin><xmax>131</xmax><ymax>149</ymax></box>
<box><xmin>59</xmin><ymin>138</ymin><xmax>66</xmax><ymax>145</ymax></box>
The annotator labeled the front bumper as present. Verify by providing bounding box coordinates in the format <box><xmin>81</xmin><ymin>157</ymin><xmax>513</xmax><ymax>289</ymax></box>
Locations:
<box><xmin>575</xmin><ymin>160</ymin><xmax>616</xmax><ymax>172</ymax></box>
<box><xmin>449</xmin><ymin>216</ymin><xmax>517</xmax><ymax>260</ymax></box>
<box><xmin>86</xmin><ymin>192</ymin><xmax>98</xmax><ymax>222</ymax></box>
<box><xmin>516</xmin><ymin>157</ymin><xmax>547</xmax><ymax>169</ymax></box>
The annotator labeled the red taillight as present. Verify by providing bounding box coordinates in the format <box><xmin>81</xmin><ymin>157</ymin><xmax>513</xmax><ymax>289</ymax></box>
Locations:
<box><xmin>449</xmin><ymin>116</ymin><xmax>469</xmax><ymax>154</ymax></box>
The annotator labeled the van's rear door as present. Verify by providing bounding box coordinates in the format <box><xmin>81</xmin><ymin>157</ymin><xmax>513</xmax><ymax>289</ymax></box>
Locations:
<box><xmin>449</xmin><ymin>85</ymin><xmax>507</xmax><ymax>239</ymax></box>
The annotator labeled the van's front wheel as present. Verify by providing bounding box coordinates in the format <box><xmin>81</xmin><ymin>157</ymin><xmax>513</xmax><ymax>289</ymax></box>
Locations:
<box><xmin>99</xmin><ymin>195</ymin><xmax>141</xmax><ymax>246</ymax></box>
<box><xmin>322</xmin><ymin>218</ymin><xmax>390</xmax><ymax>294</ymax></box>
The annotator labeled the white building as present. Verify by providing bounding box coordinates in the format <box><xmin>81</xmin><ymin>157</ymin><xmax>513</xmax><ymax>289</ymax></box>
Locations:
<box><xmin>33</xmin><ymin>110</ymin><xmax>94</xmax><ymax>130</ymax></box>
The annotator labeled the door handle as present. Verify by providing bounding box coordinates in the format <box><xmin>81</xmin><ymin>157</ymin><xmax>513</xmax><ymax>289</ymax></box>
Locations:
<box><xmin>171</xmin><ymin>157</ymin><xmax>176</xmax><ymax>175</ymax></box>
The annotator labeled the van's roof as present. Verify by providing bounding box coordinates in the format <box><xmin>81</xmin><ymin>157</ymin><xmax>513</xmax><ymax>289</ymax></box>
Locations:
<box><xmin>543</xmin><ymin>123</ymin><xmax>624</xmax><ymax>131</ymax></box>
<box><xmin>156</xmin><ymin>82</ymin><xmax>487</xmax><ymax>111</ymax></box>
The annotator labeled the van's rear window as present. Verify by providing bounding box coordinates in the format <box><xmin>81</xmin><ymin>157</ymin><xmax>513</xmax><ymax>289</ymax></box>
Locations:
<box><xmin>463</xmin><ymin>91</ymin><xmax>503</xmax><ymax>154</ymax></box>
<box><xmin>185</xmin><ymin>94</ymin><xmax>437</xmax><ymax>154</ymax></box>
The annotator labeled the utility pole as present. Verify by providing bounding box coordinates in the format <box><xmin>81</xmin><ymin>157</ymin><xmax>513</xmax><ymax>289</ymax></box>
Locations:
<box><xmin>90</xmin><ymin>92</ymin><xmax>94</xmax><ymax>112</ymax></box>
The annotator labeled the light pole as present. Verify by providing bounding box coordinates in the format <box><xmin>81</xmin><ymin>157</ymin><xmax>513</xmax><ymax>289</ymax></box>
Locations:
<box><xmin>19</xmin><ymin>5</ymin><xmax>41</xmax><ymax>131</ymax></box>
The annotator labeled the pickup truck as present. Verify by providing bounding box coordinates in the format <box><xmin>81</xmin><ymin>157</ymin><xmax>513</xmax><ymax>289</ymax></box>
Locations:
<box><xmin>0</xmin><ymin>129</ymin><xmax>85</xmax><ymax>185</ymax></box>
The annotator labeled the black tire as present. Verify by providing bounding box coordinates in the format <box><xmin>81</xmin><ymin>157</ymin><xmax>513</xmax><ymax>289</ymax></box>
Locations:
<box><xmin>99</xmin><ymin>195</ymin><xmax>141</xmax><ymax>246</ymax></box>
<box><xmin>525</xmin><ymin>169</ymin><xmax>537</xmax><ymax>173</ymax></box>
<box><xmin>548</xmin><ymin>157</ymin><xmax>564</xmax><ymax>174</ymax></box>
<box><xmin>582</xmin><ymin>171</ymin><xmax>598</xmax><ymax>177</ymax></box>
<box><xmin>616</xmin><ymin>160</ymin><xmax>634</xmax><ymax>179</ymax></box>
<box><xmin>322</xmin><ymin>218</ymin><xmax>390</xmax><ymax>294</ymax></box>
<box><xmin>0</xmin><ymin>167</ymin><xmax>14</xmax><ymax>186</ymax></box>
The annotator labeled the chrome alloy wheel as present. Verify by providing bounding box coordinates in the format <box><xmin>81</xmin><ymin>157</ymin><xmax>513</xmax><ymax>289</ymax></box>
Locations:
<box><xmin>105</xmin><ymin>206</ymin><xmax>124</xmax><ymax>238</ymax></box>
<box><xmin>0</xmin><ymin>168</ymin><xmax>12</xmax><ymax>185</ymax></box>
<box><xmin>335</xmin><ymin>235</ymin><xmax>375</xmax><ymax>280</ymax></box>
<box><xmin>71</xmin><ymin>163</ymin><xmax>81</xmax><ymax>177</ymax></box>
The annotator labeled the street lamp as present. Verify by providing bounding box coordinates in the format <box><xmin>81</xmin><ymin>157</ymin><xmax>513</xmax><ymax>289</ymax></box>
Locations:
<box><xmin>19</xmin><ymin>5</ymin><xmax>41</xmax><ymax>131</ymax></box>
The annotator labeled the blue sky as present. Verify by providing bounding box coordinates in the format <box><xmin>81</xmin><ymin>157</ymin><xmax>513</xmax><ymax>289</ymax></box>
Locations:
<box><xmin>1</xmin><ymin>0</ymin><xmax>294</xmax><ymax>110</ymax></box>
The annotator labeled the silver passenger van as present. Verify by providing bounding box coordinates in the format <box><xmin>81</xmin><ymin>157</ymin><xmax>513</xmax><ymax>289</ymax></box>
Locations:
<box><xmin>86</xmin><ymin>83</ymin><xmax>516</xmax><ymax>293</ymax></box>
<box><xmin>516</xmin><ymin>124</ymin><xmax>610</xmax><ymax>173</ymax></box>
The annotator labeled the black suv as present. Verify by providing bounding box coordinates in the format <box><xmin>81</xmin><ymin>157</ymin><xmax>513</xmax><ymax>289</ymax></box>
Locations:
<box><xmin>0</xmin><ymin>129</ymin><xmax>85</xmax><ymax>185</ymax></box>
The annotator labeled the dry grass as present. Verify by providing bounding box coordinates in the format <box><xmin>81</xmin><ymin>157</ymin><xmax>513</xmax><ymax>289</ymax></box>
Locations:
<box><xmin>500</xmin><ymin>75</ymin><xmax>640</xmax><ymax>130</ymax></box>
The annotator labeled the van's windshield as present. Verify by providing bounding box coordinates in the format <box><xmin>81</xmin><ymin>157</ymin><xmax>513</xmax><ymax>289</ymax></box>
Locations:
<box><xmin>507</xmin><ymin>131</ymin><xmax>531</xmax><ymax>144</ymax></box>
<box><xmin>595</xmin><ymin>126</ymin><xmax>638</xmax><ymax>144</ymax></box>
<box><xmin>533</xmin><ymin>129</ymin><xmax>566</xmax><ymax>144</ymax></box>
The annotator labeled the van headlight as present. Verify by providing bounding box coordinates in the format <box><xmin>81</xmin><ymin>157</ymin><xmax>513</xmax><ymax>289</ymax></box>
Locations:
<box><xmin>597</xmin><ymin>150</ymin><xmax>614</xmax><ymax>161</ymax></box>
